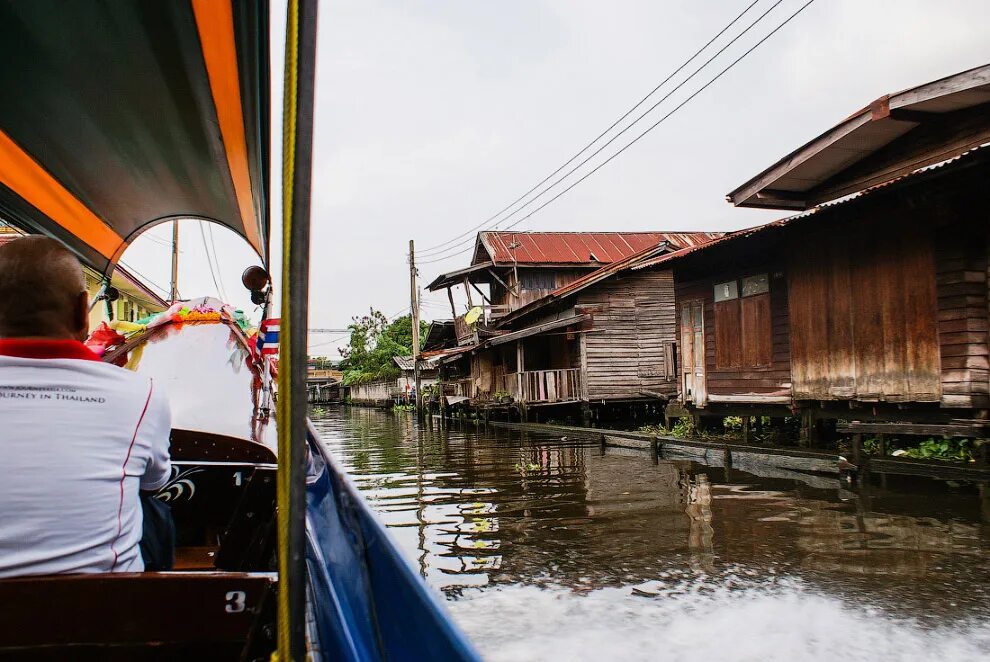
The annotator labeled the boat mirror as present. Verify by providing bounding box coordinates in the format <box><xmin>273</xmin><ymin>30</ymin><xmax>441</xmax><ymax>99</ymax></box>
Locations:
<box><xmin>241</xmin><ymin>265</ymin><xmax>271</xmax><ymax>292</ymax></box>
<box><xmin>104</xmin><ymin>287</ymin><xmax>120</xmax><ymax>302</ymax></box>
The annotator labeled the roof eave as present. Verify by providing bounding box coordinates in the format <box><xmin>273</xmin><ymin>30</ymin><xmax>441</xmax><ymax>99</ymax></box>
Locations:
<box><xmin>728</xmin><ymin>64</ymin><xmax>990</xmax><ymax>210</ymax></box>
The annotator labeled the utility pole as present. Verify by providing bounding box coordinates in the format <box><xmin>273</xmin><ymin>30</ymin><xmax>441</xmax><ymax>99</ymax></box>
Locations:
<box><xmin>409</xmin><ymin>240</ymin><xmax>422</xmax><ymax>415</ymax></box>
<box><xmin>169</xmin><ymin>220</ymin><xmax>180</xmax><ymax>303</ymax></box>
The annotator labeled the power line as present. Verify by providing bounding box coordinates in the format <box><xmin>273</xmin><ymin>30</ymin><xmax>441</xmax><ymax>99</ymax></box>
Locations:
<box><xmin>490</xmin><ymin>0</ymin><xmax>817</xmax><ymax>236</ymax></box>
<box><xmin>416</xmin><ymin>0</ymin><xmax>764</xmax><ymax>258</ymax></box>
<box><xmin>308</xmin><ymin>334</ymin><xmax>350</xmax><ymax>349</ymax></box>
<box><xmin>117</xmin><ymin>260</ymin><xmax>171</xmax><ymax>298</ymax></box>
<box><xmin>199</xmin><ymin>221</ymin><xmax>225</xmax><ymax>300</ymax></box>
<box><xmin>418</xmin><ymin>0</ymin><xmax>815</xmax><ymax>266</ymax></box>
<box><xmin>206</xmin><ymin>222</ymin><xmax>229</xmax><ymax>301</ymax></box>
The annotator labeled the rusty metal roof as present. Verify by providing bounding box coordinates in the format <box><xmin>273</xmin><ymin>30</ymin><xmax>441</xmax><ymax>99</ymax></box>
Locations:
<box><xmin>729</xmin><ymin>64</ymin><xmax>990</xmax><ymax>210</ymax></box>
<box><xmin>475</xmin><ymin>231</ymin><xmax>722</xmax><ymax>265</ymax></box>
<box><xmin>646</xmin><ymin>143</ymin><xmax>990</xmax><ymax>270</ymax></box>
<box><xmin>493</xmin><ymin>237</ymin><xmax>711</xmax><ymax>327</ymax></box>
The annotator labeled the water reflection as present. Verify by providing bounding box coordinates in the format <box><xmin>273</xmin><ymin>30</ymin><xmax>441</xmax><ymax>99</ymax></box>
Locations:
<box><xmin>312</xmin><ymin>406</ymin><xmax>990</xmax><ymax>652</ymax></box>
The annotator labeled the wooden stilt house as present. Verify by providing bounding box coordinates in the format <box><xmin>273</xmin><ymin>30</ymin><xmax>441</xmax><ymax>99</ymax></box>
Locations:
<box><xmin>427</xmin><ymin>231</ymin><xmax>723</xmax><ymax>412</ymax></box>
<box><xmin>646</xmin><ymin>65</ymin><xmax>990</xmax><ymax>439</ymax></box>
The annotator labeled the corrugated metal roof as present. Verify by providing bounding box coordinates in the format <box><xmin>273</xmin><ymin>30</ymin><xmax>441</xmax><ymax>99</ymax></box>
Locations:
<box><xmin>494</xmin><ymin>235</ymin><xmax>719</xmax><ymax>326</ymax></box>
<box><xmin>638</xmin><ymin>143</ymin><xmax>989</xmax><ymax>271</ymax></box>
<box><xmin>477</xmin><ymin>231</ymin><xmax>722</xmax><ymax>265</ymax></box>
<box><xmin>728</xmin><ymin>64</ymin><xmax>990</xmax><ymax>210</ymax></box>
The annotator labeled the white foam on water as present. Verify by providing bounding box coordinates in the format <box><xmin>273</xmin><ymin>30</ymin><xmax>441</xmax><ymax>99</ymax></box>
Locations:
<box><xmin>448</xmin><ymin>578</ymin><xmax>990</xmax><ymax>662</ymax></box>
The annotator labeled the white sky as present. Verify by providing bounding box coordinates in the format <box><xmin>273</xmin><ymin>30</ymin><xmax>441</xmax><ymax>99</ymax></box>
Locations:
<box><xmin>120</xmin><ymin>0</ymin><xmax>990</xmax><ymax>357</ymax></box>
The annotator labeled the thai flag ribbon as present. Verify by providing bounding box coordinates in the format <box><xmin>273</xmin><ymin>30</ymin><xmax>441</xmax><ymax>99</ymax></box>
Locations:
<box><xmin>258</xmin><ymin>318</ymin><xmax>280</xmax><ymax>356</ymax></box>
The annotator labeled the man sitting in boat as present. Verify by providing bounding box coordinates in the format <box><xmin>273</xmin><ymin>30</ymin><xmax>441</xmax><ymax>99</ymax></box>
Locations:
<box><xmin>0</xmin><ymin>237</ymin><xmax>172</xmax><ymax>576</ymax></box>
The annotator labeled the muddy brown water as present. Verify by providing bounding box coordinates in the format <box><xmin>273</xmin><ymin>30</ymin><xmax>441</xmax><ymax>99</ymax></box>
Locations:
<box><xmin>311</xmin><ymin>406</ymin><xmax>990</xmax><ymax>662</ymax></box>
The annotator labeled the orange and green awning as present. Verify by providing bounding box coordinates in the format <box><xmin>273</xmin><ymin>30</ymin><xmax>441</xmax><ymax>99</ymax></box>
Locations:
<box><xmin>0</xmin><ymin>0</ymin><xmax>270</xmax><ymax>272</ymax></box>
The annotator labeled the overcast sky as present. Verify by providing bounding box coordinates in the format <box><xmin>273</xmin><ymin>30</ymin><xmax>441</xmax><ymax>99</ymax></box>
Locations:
<box><xmin>121</xmin><ymin>0</ymin><xmax>990</xmax><ymax>356</ymax></box>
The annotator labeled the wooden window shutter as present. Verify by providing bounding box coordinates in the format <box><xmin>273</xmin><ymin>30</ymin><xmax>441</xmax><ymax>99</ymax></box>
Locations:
<box><xmin>714</xmin><ymin>299</ymin><xmax>742</xmax><ymax>368</ymax></box>
<box><xmin>741</xmin><ymin>293</ymin><xmax>772</xmax><ymax>367</ymax></box>
<box><xmin>662</xmin><ymin>340</ymin><xmax>676</xmax><ymax>380</ymax></box>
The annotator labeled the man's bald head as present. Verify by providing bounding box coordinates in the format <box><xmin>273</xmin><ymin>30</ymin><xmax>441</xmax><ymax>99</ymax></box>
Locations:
<box><xmin>0</xmin><ymin>236</ymin><xmax>89</xmax><ymax>340</ymax></box>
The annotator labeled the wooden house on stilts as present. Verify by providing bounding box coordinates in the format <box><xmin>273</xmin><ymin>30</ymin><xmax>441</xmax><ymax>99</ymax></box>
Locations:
<box><xmin>426</xmin><ymin>231</ymin><xmax>722</xmax><ymax>418</ymax></box>
<box><xmin>654</xmin><ymin>64</ymin><xmax>990</xmax><ymax>443</ymax></box>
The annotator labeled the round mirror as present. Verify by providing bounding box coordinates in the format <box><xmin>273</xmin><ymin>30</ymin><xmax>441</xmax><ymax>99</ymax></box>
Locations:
<box><xmin>241</xmin><ymin>265</ymin><xmax>270</xmax><ymax>292</ymax></box>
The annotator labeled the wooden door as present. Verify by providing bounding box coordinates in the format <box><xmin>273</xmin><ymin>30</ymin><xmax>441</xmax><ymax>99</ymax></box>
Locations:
<box><xmin>680</xmin><ymin>300</ymin><xmax>706</xmax><ymax>406</ymax></box>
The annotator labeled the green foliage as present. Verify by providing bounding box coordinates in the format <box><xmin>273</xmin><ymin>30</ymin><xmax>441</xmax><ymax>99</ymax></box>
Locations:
<box><xmin>638</xmin><ymin>418</ymin><xmax>695</xmax><ymax>438</ymax></box>
<box><xmin>310</xmin><ymin>356</ymin><xmax>335</xmax><ymax>370</ymax></box>
<box><xmin>898</xmin><ymin>437</ymin><xmax>977</xmax><ymax>462</ymax></box>
<box><xmin>339</xmin><ymin>309</ymin><xmax>429</xmax><ymax>385</ymax></box>
<box><xmin>723</xmin><ymin>416</ymin><xmax>743</xmax><ymax>431</ymax></box>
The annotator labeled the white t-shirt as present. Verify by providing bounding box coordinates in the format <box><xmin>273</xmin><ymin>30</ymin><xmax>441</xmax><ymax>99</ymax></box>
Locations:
<box><xmin>0</xmin><ymin>339</ymin><xmax>171</xmax><ymax>576</ymax></box>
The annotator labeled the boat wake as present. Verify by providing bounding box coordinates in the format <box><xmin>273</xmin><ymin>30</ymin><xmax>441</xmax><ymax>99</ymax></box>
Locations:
<box><xmin>448</xmin><ymin>574</ymin><xmax>990</xmax><ymax>662</ymax></box>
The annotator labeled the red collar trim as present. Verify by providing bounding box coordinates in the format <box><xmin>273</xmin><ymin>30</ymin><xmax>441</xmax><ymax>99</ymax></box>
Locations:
<box><xmin>0</xmin><ymin>339</ymin><xmax>102</xmax><ymax>362</ymax></box>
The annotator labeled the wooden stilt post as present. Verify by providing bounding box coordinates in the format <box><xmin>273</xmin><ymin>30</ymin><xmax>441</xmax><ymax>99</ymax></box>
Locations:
<box><xmin>851</xmin><ymin>433</ymin><xmax>862</xmax><ymax>467</ymax></box>
<box><xmin>742</xmin><ymin>416</ymin><xmax>750</xmax><ymax>444</ymax></box>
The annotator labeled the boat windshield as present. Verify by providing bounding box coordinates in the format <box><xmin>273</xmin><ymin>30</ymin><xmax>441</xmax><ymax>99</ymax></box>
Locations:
<box><xmin>125</xmin><ymin>322</ymin><xmax>275</xmax><ymax>449</ymax></box>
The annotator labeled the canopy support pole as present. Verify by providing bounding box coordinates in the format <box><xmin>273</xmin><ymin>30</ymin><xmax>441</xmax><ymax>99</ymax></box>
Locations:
<box><xmin>276</xmin><ymin>0</ymin><xmax>318</xmax><ymax>659</ymax></box>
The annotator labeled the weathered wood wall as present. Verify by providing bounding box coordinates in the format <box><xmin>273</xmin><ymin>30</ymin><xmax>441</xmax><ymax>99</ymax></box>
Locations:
<box><xmin>491</xmin><ymin>267</ymin><xmax>592</xmax><ymax>312</ymax></box>
<box><xmin>671</xmin><ymin>163</ymin><xmax>990</xmax><ymax>413</ymax></box>
<box><xmin>577</xmin><ymin>269</ymin><xmax>678</xmax><ymax>401</ymax></box>
<box><xmin>934</xmin><ymin>219</ymin><xmax>989</xmax><ymax>409</ymax></box>
<box><xmin>674</xmin><ymin>260</ymin><xmax>792</xmax><ymax>403</ymax></box>
<box><xmin>788</xmin><ymin>216</ymin><xmax>941</xmax><ymax>403</ymax></box>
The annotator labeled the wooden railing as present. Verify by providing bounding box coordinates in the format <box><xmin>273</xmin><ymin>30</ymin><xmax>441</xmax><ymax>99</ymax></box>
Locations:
<box><xmin>504</xmin><ymin>368</ymin><xmax>582</xmax><ymax>404</ymax></box>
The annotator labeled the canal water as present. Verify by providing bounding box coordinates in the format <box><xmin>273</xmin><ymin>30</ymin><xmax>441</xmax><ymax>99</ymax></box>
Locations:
<box><xmin>311</xmin><ymin>406</ymin><xmax>990</xmax><ymax>662</ymax></box>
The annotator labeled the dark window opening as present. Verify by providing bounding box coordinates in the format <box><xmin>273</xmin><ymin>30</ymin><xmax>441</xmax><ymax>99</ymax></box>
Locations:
<box><xmin>520</xmin><ymin>270</ymin><xmax>556</xmax><ymax>291</ymax></box>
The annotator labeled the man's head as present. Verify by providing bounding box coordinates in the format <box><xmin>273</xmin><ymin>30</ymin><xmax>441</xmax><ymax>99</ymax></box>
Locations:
<box><xmin>0</xmin><ymin>236</ymin><xmax>88</xmax><ymax>340</ymax></box>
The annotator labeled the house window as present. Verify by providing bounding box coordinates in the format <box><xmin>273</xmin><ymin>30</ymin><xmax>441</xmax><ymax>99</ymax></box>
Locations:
<box><xmin>713</xmin><ymin>280</ymin><xmax>738</xmax><ymax>302</ymax></box>
<box><xmin>118</xmin><ymin>299</ymin><xmax>136</xmax><ymax>322</ymax></box>
<box><xmin>520</xmin><ymin>271</ymin><xmax>556</xmax><ymax>291</ymax></box>
<box><xmin>713</xmin><ymin>273</ymin><xmax>772</xmax><ymax>368</ymax></box>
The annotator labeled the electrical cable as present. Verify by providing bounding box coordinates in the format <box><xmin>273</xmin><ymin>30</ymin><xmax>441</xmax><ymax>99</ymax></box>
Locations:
<box><xmin>416</xmin><ymin>0</ymin><xmax>763</xmax><ymax>257</ymax></box>
<box><xmin>417</xmin><ymin>0</ymin><xmax>815</xmax><ymax>266</ymax></box>
<box><xmin>199</xmin><ymin>221</ymin><xmax>225</xmax><ymax>300</ymax></box>
<box><xmin>206</xmin><ymin>222</ymin><xmax>229</xmax><ymax>301</ymax></box>
<box><xmin>417</xmin><ymin>0</ymin><xmax>787</xmax><ymax>264</ymax></box>
<box><xmin>117</xmin><ymin>260</ymin><xmax>171</xmax><ymax>298</ymax></box>
<box><xmin>490</xmin><ymin>0</ymin><xmax>818</xmax><ymax>236</ymax></box>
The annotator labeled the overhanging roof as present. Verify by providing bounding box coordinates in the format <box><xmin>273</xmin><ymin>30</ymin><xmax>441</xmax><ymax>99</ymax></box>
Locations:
<box><xmin>728</xmin><ymin>64</ymin><xmax>990</xmax><ymax>210</ymax></box>
<box><xmin>0</xmin><ymin>227</ymin><xmax>166</xmax><ymax>308</ymax></box>
<box><xmin>0</xmin><ymin>1</ymin><xmax>270</xmax><ymax>273</ymax></box>
<box><xmin>422</xmin><ymin>320</ymin><xmax>455</xmax><ymax>351</ymax></box>
<box><xmin>657</xmin><ymin>144</ymin><xmax>990</xmax><ymax>271</ymax></box>
<box><xmin>426</xmin><ymin>262</ymin><xmax>495</xmax><ymax>291</ymax></box>
<box><xmin>487</xmin><ymin>314</ymin><xmax>590</xmax><ymax>347</ymax></box>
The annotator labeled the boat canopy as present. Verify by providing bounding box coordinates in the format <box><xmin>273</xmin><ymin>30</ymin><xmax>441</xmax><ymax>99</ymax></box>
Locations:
<box><xmin>0</xmin><ymin>1</ymin><xmax>270</xmax><ymax>273</ymax></box>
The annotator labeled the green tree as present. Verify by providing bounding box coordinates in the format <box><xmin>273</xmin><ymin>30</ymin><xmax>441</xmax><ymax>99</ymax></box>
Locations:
<box><xmin>339</xmin><ymin>309</ymin><xmax>428</xmax><ymax>385</ymax></box>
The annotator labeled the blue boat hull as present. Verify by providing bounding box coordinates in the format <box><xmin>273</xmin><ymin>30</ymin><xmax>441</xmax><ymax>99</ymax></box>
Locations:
<box><xmin>305</xmin><ymin>422</ymin><xmax>480</xmax><ymax>661</ymax></box>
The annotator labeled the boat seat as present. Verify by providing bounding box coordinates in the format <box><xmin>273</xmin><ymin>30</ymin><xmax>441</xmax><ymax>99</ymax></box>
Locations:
<box><xmin>160</xmin><ymin>463</ymin><xmax>277</xmax><ymax>572</ymax></box>
<box><xmin>0</xmin><ymin>572</ymin><xmax>276</xmax><ymax>661</ymax></box>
